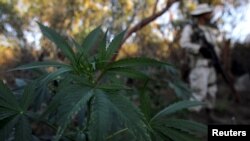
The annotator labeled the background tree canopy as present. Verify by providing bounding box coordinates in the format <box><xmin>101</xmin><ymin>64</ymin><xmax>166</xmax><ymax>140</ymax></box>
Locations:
<box><xmin>1</xmin><ymin>0</ymin><xmax>250</xmax><ymax>61</ymax></box>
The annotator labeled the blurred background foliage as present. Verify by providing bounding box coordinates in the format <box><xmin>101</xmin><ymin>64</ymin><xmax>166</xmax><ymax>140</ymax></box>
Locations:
<box><xmin>1</xmin><ymin>0</ymin><xmax>250</xmax><ymax>63</ymax></box>
<box><xmin>1</xmin><ymin>0</ymin><xmax>250</xmax><ymax>106</ymax></box>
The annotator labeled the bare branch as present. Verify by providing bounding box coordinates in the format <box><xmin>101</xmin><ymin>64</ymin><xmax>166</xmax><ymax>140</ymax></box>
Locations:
<box><xmin>111</xmin><ymin>0</ymin><xmax>179</xmax><ymax>61</ymax></box>
<box><xmin>123</xmin><ymin>0</ymin><xmax>178</xmax><ymax>43</ymax></box>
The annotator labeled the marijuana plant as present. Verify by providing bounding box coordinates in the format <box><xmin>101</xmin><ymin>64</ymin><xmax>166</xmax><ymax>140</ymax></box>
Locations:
<box><xmin>0</xmin><ymin>22</ymin><xmax>207</xmax><ymax>141</ymax></box>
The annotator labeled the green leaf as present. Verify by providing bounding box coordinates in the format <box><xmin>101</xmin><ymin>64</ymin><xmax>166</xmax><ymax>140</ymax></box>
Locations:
<box><xmin>159</xmin><ymin>127</ymin><xmax>200</xmax><ymax>141</ymax></box>
<box><xmin>105</xmin><ymin>31</ymin><xmax>126</xmax><ymax>60</ymax></box>
<box><xmin>37</xmin><ymin>22</ymin><xmax>75</xmax><ymax>62</ymax></box>
<box><xmin>168</xmin><ymin>80</ymin><xmax>191</xmax><ymax>100</ymax></box>
<box><xmin>108</xmin><ymin>57</ymin><xmax>173</xmax><ymax>68</ymax></box>
<box><xmin>106</xmin><ymin>128</ymin><xmax>131</xmax><ymax>141</ymax></box>
<box><xmin>58</xmin><ymin>87</ymin><xmax>93</xmax><ymax>124</ymax></box>
<box><xmin>0</xmin><ymin>82</ymin><xmax>33</xmax><ymax>141</ymax></box>
<box><xmin>0</xmin><ymin>115</ymin><xmax>19</xmax><ymax>140</ymax></box>
<box><xmin>40</xmin><ymin>67</ymin><xmax>72</xmax><ymax>84</ymax></box>
<box><xmin>80</xmin><ymin>26</ymin><xmax>103</xmax><ymax>53</ymax></box>
<box><xmin>40</xmin><ymin>79</ymin><xmax>75</xmax><ymax>118</ymax></box>
<box><xmin>151</xmin><ymin>100</ymin><xmax>203</xmax><ymax>122</ymax></box>
<box><xmin>0</xmin><ymin>98</ymin><xmax>16</xmax><ymax>111</ymax></box>
<box><xmin>107</xmin><ymin>67</ymin><xmax>150</xmax><ymax>80</ymax></box>
<box><xmin>31</xmin><ymin>81</ymin><xmax>50</xmax><ymax>111</ymax></box>
<box><xmin>97</xmin><ymin>29</ymin><xmax>108</xmax><ymax>62</ymax></box>
<box><xmin>0</xmin><ymin>80</ymin><xmax>20</xmax><ymax>111</ymax></box>
<box><xmin>54</xmin><ymin>87</ymin><xmax>94</xmax><ymax>141</ymax></box>
<box><xmin>150</xmin><ymin>130</ymin><xmax>167</xmax><ymax>141</ymax></box>
<box><xmin>9</xmin><ymin>61</ymin><xmax>69</xmax><ymax>71</ymax></box>
<box><xmin>67</xmin><ymin>74</ymin><xmax>93</xmax><ymax>86</ymax></box>
<box><xmin>98</xmin><ymin>84</ymin><xmax>131</xmax><ymax>91</ymax></box>
<box><xmin>0</xmin><ymin>107</ymin><xmax>17</xmax><ymax>120</ymax></box>
<box><xmin>163</xmin><ymin>119</ymin><xmax>207</xmax><ymax>135</ymax></box>
<box><xmin>70</xmin><ymin>36</ymin><xmax>82</xmax><ymax>50</ymax></box>
<box><xmin>75</xmin><ymin>26</ymin><xmax>104</xmax><ymax>70</ymax></box>
<box><xmin>14</xmin><ymin>115</ymin><xmax>32</xmax><ymax>141</ymax></box>
<box><xmin>20</xmin><ymin>83</ymin><xmax>36</xmax><ymax>111</ymax></box>
<box><xmin>89</xmin><ymin>90</ymin><xmax>112</xmax><ymax>141</ymax></box>
<box><xmin>138</xmin><ymin>84</ymin><xmax>152</xmax><ymax>121</ymax></box>
<box><xmin>107</xmin><ymin>93</ymin><xmax>151</xmax><ymax>141</ymax></box>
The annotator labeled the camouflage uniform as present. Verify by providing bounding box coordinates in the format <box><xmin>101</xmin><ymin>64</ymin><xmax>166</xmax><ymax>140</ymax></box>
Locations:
<box><xmin>180</xmin><ymin>23</ymin><xmax>221</xmax><ymax>112</ymax></box>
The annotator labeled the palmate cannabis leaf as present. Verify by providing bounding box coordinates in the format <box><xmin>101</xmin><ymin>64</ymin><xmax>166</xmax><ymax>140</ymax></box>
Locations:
<box><xmin>47</xmin><ymin>84</ymin><xmax>151</xmax><ymax>141</ymax></box>
<box><xmin>105</xmin><ymin>31</ymin><xmax>126</xmax><ymax>60</ymax></box>
<box><xmin>149</xmin><ymin>100</ymin><xmax>207</xmax><ymax>141</ymax></box>
<box><xmin>88</xmin><ymin>90</ymin><xmax>112</xmax><ymax>141</ymax></box>
<box><xmin>168</xmin><ymin>80</ymin><xmax>191</xmax><ymax>100</ymax></box>
<box><xmin>54</xmin><ymin>86</ymin><xmax>94</xmax><ymax>141</ymax></box>
<box><xmin>150</xmin><ymin>100</ymin><xmax>204</xmax><ymax>122</ymax></box>
<box><xmin>0</xmin><ymin>81</ymin><xmax>34</xmax><ymax>141</ymax></box>
<box><xmin>41</xmin><ymin>84</ymin><xmax>151</xmax><ymax>141</ymax></box>
<box><xmin>107</xmin><ymin>57</ymin><xmax>172</xmax><ymax>68</ymax></box>
<box><xmin>157</xmin><ymin>127</ymin><xmax>201</xmax><ymax>141</ymax></box>
<box><xmin>105</xmin><ymin>92</ymin><xmax>151</xmax><ymax>141</ymax></box>
<box><xmin>80</xmin><ymin>26</ymin><xmax>103</xmax><ymax>53</ymax></box>
<box><xmin>9</xmin><ymin>61</ymin><xmax>70</xmax><ymax>71</ymax></box>
<box><xmin>37</xmin><ymin>22</ymin><xmax>75</xmax><ymax>62</ymax></box>
<box><xmin>97</xmin><ymin>29</ymin><xmax>108</xmax><ymax>63</ymax></box>
<box><xmin>162</xmin><ymin>119</ymin><xmax>207</xmax><ymax>135</ymax></box>
<box><xmin>138</xmin><ymin>85</ymin><xmax>152</xmax><ymax>121</ymax></box>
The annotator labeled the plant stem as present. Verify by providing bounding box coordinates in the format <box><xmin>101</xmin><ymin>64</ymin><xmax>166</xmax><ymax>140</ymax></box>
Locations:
<box><xmin>94</xmin><ymin>70</ymin><xmax>107</xmax><ymax>85</ymax></box>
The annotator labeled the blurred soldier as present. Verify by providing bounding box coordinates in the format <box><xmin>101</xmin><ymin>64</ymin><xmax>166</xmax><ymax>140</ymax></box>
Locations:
<box><xmin>180</xmin><ymin>4</ymin><xmax>221</xmax><ymax>112</ymax></box>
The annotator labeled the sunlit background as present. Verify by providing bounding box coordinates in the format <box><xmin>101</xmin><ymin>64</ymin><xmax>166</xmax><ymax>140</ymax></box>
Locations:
<box><xmin>1</xmin><ymin>0</ymin><xmax>250</xmax><ymax>49</ymax></box>
<box><xmin>156</xmin><ymin>0</ymin><xmax>250</xmax><ymax>43</ymax></box>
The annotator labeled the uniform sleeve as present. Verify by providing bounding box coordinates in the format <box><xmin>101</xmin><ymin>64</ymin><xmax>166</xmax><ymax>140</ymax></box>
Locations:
<box><xmin>179</xmin><ymin>25</ymin><xmax>201</xmax><ymax>54</ymax></box>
